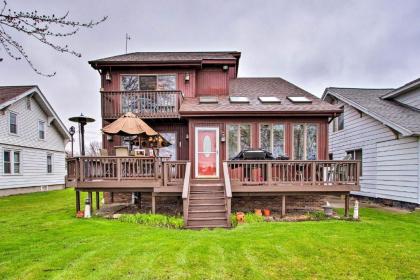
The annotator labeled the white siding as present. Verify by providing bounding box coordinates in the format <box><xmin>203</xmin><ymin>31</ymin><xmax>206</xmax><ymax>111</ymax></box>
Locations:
<box><xmin>395</xmin><ymin>88</ymin><xmax>420</xmax><ymax>110</ymax></box>
<box><xmin>0</xmin><ymin>96</ymin><xmax>66</xmax><ymax>190</ymax></box>
<box><xmin>329</xmin><ymin>102</ymin><xmax>420</xmax><ymax>204</ymax></box>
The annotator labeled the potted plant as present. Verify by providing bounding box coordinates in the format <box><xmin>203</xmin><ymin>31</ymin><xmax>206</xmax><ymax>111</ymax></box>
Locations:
<box><xmin>236</xmin><ymin>212</ymin><xmax>245</xmax><ymax>223</ymax></box>
<box><xmin>263</xmin><ymin>209</ymin><xmax>271</xmax><ymax>216</ymax></box>
<box><xmin>254</xmin><ymin>209</ymin><xmax>262</xmax><ymax>216</ymax></box>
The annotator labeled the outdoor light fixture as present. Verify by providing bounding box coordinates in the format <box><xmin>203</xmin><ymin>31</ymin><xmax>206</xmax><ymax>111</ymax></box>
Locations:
<box><xmin>220</xmin><ymin>131</ymin><xmax>226</xmax><ymax>143</ymax></box>
<box><xmin>185</xmin><ymin>133</ymin><xmax>189</xmax><ymax>140</ymax></box>
<box><xmin>184</xmin><ymin>73</ymin><xmax>190</xmax><ymax>82</ymax></box>
<box><xmin>106</xmin><ymin>134</ymin><xmax>113</xmax><ymax>141</ymax></box>
<box><xmin>69</xmin><ymin>126</ymin><xmax>76</xmax><ymax>157</ymax></box>
<box><xmin>105</xmin><ymin>72</ymin><xmax>112</xmax><ymax>81</ymax></box>
<box><xmin>222</xmin><ymin>65</ymin><xmax>229</xmax><ymax>71</ymax></box>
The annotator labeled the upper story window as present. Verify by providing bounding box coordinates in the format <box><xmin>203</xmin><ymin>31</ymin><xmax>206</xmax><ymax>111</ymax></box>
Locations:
<box><xmin>259</xmin><ymin>124</ymin><xmax>285</xmax><ymax>158</ymax></box>
<box><xmin>9</xmin><ymin>112</ymin><xmax>17</xmax><ymax>134</ymax></box>
<box><xmin>120</xmin><ymin>74</ymin><xmax>176</xmax><ymax>91</ymax></box>
<box><xmin>293</xmin><ymin>123</ymin><xmax>318</xmax><ymax>160</ymax></box>
<box><xmin>333</xmin><ymin>110</ymin><xmax>344</xmax><ymax>132</ymax></box>
<box><xmin>47</xmin><ymin>154</ymin><xmax>53</xmax><ymax>173</ymax></box>
<box><xmin>38</xmin><ymin>121</ymin><xmax>45</xmax><ymax>140</ymax></box>
<box><xmin>227</xmin><ymin>124</ymin><xmax>251</xmax><ymax>159</ymax></box>
<box><xmin>3</xmin><ymin>150</ymin><xmax>20</xmax><ymax>174</ymax></box>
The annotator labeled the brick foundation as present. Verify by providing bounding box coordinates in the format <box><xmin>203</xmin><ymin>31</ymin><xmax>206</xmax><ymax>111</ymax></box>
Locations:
<box><xmin>232</xmin><ymin>195</ymin><xmax>326</xmax><ymax>214</ymax></box>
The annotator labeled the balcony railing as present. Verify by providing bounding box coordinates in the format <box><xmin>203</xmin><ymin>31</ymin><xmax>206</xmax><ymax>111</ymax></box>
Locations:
<box><xmin>101</xmin><ymin>90</ymin><xmax>183</xmax><ymax>119</ymax></box>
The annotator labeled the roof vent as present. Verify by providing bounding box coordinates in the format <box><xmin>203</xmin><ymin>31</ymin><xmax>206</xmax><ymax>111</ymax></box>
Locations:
<box><xmin>287</xmin><ymin>96</ymin><xmax>312</xmax><ymax>103</ymax></box>
<box><xmin>199</xmin><ymin>96</ymin><xmax>218</xmax><ymax>104</ymax></box>
<box><xmin>230</xmin><ymin>96</ymin><xmax>250</xmax><ymax>103</ymax></box>
<box><xmin>259</xmin><ymin>96</ymin><xmax>281</xmax><ymax>103</ymax></box>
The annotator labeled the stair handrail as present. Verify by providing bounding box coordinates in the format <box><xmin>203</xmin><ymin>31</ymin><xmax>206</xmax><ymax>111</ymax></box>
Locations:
<box><xmin>182</xmin><ymin>162</ymin><xmax>191</xmax><ymax>225</ymax></box>
<box><xmin>223</xmin><ymin>162</ymin><xmax>232</xmax><ymax>226</ymax></box>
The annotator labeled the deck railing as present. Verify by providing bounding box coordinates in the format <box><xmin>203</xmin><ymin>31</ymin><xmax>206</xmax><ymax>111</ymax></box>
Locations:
<box><xmin>225</xmin><ymin>160</ymin><xmax>360</xmax><ymax>186</ymax></box>
<box><xmin>101</xmin><ymin>90</ymin><xmax>183</xmax><ymax>119</ymax></box>
<box><xmin>163</xmin><ymin>160</ymin><xmax>189</xmax><ymax>186</ymax></box>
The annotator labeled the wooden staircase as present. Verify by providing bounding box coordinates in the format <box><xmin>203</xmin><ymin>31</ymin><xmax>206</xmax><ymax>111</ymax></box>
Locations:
<box><xmin>185</xmin><ymin>180</ymin><xmax>230</xmax><ymax>229</ymax></box>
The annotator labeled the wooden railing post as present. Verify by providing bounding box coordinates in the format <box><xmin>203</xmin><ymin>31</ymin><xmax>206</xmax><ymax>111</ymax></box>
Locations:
<box><xmin>117</xmin><ymin>158</ymin><xmax>121</xmax><ymax>181</ymax></box>
<box><xmin>223</xmin><ymin>162</ymin><xmax>233</xmax><ymax>227</ymax></box>
<box><xmin>266</xmin><ymin>162</ymin><xmax>272</xmax><ymax>186</ymax></box>
<box><xmin>182</xmin><ymin>162</ymin><xmax>191</xmax><ymax>226</ymax></box>
<box><xmin>79</xmin><ymin>158</ymin><xmax>84</xmax><ymax>182</ymax></box>
<box><xmin>163</xmin><ymin>163</ymin><xmax>168</xmax><ymax>186</ymax></box>
<box><xmin>312</xmin><ymin>161</ymin><xmax>316</xmax><ymax>186</ymax></box>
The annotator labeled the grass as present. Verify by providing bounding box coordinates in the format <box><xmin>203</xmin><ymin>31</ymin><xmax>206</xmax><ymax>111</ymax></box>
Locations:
<box><xmin>0</xmin><ymin>189</ymin><xmax>418</xmax><ymax>280</ymax></box>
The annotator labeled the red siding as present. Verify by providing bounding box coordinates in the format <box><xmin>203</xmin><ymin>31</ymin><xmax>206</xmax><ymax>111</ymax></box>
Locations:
<box><xmin>196</xmin><ymin>68</ymin><xmax>229</xmax><ymax>96</ymax></box>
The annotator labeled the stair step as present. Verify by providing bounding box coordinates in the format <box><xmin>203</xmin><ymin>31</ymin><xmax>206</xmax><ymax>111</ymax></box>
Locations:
<box><xmin>190</xmin><ymin>190</ymin><xmax>224</xmax><ymax>193</ymax></box>
<box><xmin>190</xmin><ymin>196</ymin><xmax>225</xmax><ymax>200</ymax></box>
<box><xmin>188</xmin><ymin>217</ymin><xmax>227</xmax><ymax>221</ymax></box>
<box><xmin>185</xmin><ymin>225</ymin><xmax>230</xmax><ymax>229</ymax></box>
<box><xmin>188</xmin><ymin>204</ymin><xmax>225</xmax><ymax>211</ymax></box>
<box><xmin>188</xmin><ymin>212</ymin><xmax>227</xmax><ymax>219</ymax></box>
<box><xmin>187</xmin><ymin>218</ymin><xmax>229</xmax><ymax>227</ymax></box>
<box><xmin>189</xmin><ymin>210</ymin><xmax>226</xmax><ymax>213</ymax></box>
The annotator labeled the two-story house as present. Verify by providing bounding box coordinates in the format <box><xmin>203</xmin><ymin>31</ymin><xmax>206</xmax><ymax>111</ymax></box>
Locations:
<box><xmin>67</xmin><ymin>51</ymin><xmax>360</xmax><ymax>228</ymax></box>
<box><xmin>323</xmin><ymin>78</ymin><xmax>420</xmax><ymax>209</ymax></box>
<box><xmin>0</xmin><ymin>86</ymin><xmax>70</xmax><ymax>196</ymax></box>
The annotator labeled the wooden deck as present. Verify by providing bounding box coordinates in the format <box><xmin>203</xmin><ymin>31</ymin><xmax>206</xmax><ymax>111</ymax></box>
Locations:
<box><xmin>67</xmin><ymin>157</ymin><xmax>360</xmax><ymax>193</ymax></box>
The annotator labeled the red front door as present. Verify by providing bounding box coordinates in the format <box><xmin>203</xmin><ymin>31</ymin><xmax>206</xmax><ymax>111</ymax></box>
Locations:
<box><xmin>195</xmin><ymin>127</ymin><xmax>219</xmax><ymax>178</ymax></box>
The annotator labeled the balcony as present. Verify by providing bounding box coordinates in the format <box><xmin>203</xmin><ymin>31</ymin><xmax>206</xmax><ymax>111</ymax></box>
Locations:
<box><xmin>101</xmin><ymin>90</ymin><xmax>183</xmax><ymax>119</ymax></box>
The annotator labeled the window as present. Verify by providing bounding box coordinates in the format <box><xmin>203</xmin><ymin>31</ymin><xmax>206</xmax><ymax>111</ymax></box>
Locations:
<box><xmin>293</xmin><ymin>124</ymin><xmax>318</xmax><ymax>160</ymax></box>
<box><xmin>9</xmin><ymin>112</ymin><xmax>17</xmax><ymax>134</ymax></box>
<box><xmin>347</xmin><ymin>149</ymin><xmax>362</xmax><ymax>176</ymax></box>
<box><xmin>47</xmin><ymin>154</ymin><xmax>53</xmax><ymax>173</ymax></box>
<box><xmin>259</xmin><ymin>96</ymin><xmax>281</xmax><ymax>103</ymax></box>
<box><xmin>3</xmin><ymin>150</ymin><xmax>20</xmax><ymax>174</ymax></box>
<box><xmin>38</xmin><ymin>121</ymin><xmax>45</xmax><ymax>140</ymax></box>
<box><xmin>158</xmin><ymin>132</ymin><xmax>177</xmax><ymax>160</ymax></box>
<box><xmin>259</xmin><ymin>124</ymin><xmax>285</xmax><ymax>157</ymax></box>
<box><xmin>287</xmin><ymin>96</ymin><xmax>312</xmax><ymax>103</ymax></box>
<box><xmin>26</xmin><ymin>97</ymin><xmax>31</xmax><ymax>110</ymax></box>
<box><xmin>3</xmin><ymin>151</ymin><xmax>11</xmax><ymax>174</ymax></box>
<box><xmin>230</xmin><ymin>96</ymin><xmax>250</xmax><ymax>103</ymax></box>
<box><xmin>199</xmin><ymin>96</ymin><xmax>218</xmax><ymax>104</ymax></box>
<box><xmin>227</xmin><ymin>124</ymin><xmax>251</xmax><ymax>159</ymax></box>
<box><xmin>120</xmin><ymin>74</ymin><xmax>176</xmax><ymax>91</ymax></box>
<box><xmin>333</xmin><ymin>112</ymin><xmax>344</xmax><ymax>132</ymax></box>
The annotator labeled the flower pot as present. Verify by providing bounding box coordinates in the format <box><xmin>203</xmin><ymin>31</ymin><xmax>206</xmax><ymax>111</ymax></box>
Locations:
<box><xmin>254</xmin><ymin>209</ymin><xmax>262</xmax><ymax>216</ymax></box>
<box><xmin>263</xmin><ymin>209</ymin><xmax>271</xmax><ymax>216</ymax></box>
<box><xmin>236</xmin><ymin>212</ymin><xmax>245</xmax><ymax>223</ymax></box>
<box><xmin>76</xmin><ymin>211</ymin><xmax>84</xmax><ymax>218</ymax></box>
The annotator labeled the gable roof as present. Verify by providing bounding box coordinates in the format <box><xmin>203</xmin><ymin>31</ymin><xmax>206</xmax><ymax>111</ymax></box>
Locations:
<box><xmin>89</xmin><ymin>51</ymin><xmax>241</xmax><ymax>67</ymax></box>
<box><xmin>0</xmin><ymin>86</ymin><xmax>70</xmax><ymax>140</ymax></box>
<box><xmin>381</xmin><ymin>77</ymin><xmax>420</xmax><ymax>100</ymax></box>
<box><xmin>323</xmin><ymin>87</ymin><xmax>420</xmax><ymax>136</ymax></box>
<box><xmin>180</xmin><ymin>78</ymin><xmax>342</xmax><ymax>116</ymax></box>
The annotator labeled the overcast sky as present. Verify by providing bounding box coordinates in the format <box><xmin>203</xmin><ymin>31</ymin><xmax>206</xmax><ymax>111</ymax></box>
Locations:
<box><xmin>1</xmin><ymin>0</ymin><xmax>419</xmax><ymax>151</ymax></box>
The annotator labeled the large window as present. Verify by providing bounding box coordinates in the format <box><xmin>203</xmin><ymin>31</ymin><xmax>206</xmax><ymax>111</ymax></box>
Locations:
<box><xmin>121</xmin><ymin>74</ymin><xmax>176</xmax><ymax>91</ymax></box>
<box><xmin>259</xmin><ymin>124</ymin><xmax>285</xmax><ymax>158</ymax></box>
<box><xmin>293</xmin><ymin>124</ymin><xmax>318</xmax><ymax>160</ymax></box>
<box><xmin>38</xmin><ymin>121</ymin><xmax>45</xmax><ymax>140</ymax></box>
<box><xmin>227</xmin><ymin>124</ymin><xmax>251</xmax><ymax>159</ymax></box>
<box><xmin>3</xmin><ymin>150</ymin><xmax>20</xmax><ymax>174</ymax></box>
<box><xmin>159</xmin><ymin>132</ymin><xmax>177</xmax><ymax>160</ymax></box>
<box><xmin>9</xmin><ymin>112</ymin><xmax>17</xmax><ymax>134</ymax></box>
<box><xmin>47</xmin><ymin>154</ymin><xmax>53</xmax><ymax>173</ymax></box>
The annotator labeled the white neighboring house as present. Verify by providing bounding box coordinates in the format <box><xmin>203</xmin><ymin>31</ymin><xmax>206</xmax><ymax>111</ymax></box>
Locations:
<box><xmin>0</xmin><ymin>86</ymin><xmax>70</xmax><ymax>196</ymax></box>
<box><xmin>323</xmin><ymin>78</ymin><xmax>420</xmax><ymax>208</ymax></box>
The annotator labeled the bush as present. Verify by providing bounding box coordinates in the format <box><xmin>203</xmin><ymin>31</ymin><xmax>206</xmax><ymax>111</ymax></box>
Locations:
<box><xmin>308</xmin><ymin>211</ymin><xmax>328</xmax><ymax>220</ymax></box>
<box><xmin>230</xmin><ymin>212</ymin><xmax>265</xmax><ymax>227</ymax></box>
<box><xmin>118</xmin><ymin>213</ymin><xmax>184</xmax><ymax>229</ymax></box>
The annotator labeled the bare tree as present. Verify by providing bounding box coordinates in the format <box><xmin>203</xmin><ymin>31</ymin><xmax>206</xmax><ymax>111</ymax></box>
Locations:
<box><xmin>87</xmin><ymin>141</ymin><xmax>101</xmax><ymax>156</ymax></box>
<box><xmin>0</xmin><ymin>1</ymin><xmax>107</xmax><ymax>76</ymax></box>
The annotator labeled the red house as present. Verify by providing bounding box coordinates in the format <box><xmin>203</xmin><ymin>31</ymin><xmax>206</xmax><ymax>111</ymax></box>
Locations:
<box><xmin>67</xmin><ymin>51</ymin><xmax>360</xmax><ymax>228</ymax></box>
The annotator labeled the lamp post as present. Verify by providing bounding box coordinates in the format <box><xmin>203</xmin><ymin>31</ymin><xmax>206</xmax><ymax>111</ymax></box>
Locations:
<box><xmin>69</xmin><ymin>126</ymin><xmax>76</xmax><ymax>157</ymax></box>
<box><xmin>69</xmin><ymin>113</ymin><xmax>95</xmax><ymax>156</ymax></box>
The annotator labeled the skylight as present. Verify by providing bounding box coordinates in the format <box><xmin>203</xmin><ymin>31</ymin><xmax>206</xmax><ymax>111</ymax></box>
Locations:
<box><xmin>259</xmin><ymin>96</ymin><xmax>281</xmax><ymax>103</ymax></box>
<box><xmin>199</xmin><ymin>96</ymin><xmax>218</xmax><ymax>104</ymax></box>
<box><xmin>230</xmin><ymin>96</ymin><xmax>250</xmax><ymax>103</ymax></box>
<box><xmin>287</xmin><ymin>96</ymin><xmax>312</xmax><ymax>103</ymax></box>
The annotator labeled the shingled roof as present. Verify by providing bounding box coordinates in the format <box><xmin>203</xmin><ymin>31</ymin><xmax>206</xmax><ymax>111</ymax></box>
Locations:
<box><xmin>323</xmin><ymin>87</ymin><xmax>420</xmax><ymax>136</ymax></box>
<box><xmin>89</xmin><ymin>51</ymin><xmax>240</xmax><ymax>66</ymax></box>
<box><xmin>180</xmin><ymin>78</ymin><xmax>341</xmax><ymax>116</ymax></box>
<box><xmin>0</xmin><ymin>85</ymin><xmax>35</xmax><ymax>105</ymax></box>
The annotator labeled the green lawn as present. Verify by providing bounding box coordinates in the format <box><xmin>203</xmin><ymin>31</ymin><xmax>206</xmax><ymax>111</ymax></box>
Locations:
<box><xmin>0</xmin><ymin>189</ymin><xmax>419</xmax><ymax>280</ymax></box>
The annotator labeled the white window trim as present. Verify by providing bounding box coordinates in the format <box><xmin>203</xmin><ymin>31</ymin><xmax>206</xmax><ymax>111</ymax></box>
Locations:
<box><xmin>258</xmin><ymin>123</ymin><xmax>285</xmax><ymax>157</ymax></box>
<box><xmin>47</xmin><ymin>153</ymin><xmax>53</xmax><ymax>174</ymax></box>
<box><xmin>292</xmin><ymin>123</ymin><xmax>319</xmax><ymax>160</ymax></box>
<box><xmin>2</xmin><ymin>148</ymin><xmax>22</xmax><ymax>175</ymax></box>
<box><xmin>226</xmin><ymin>123</ymin><xmax>252</xmax><ymax>160</ymax></box>
<box><xmin>38</xmin><ymin>120</ymin><xmax>46</xmax><ymax>140</ymax></box>
<box><xmin>120</xmin><ymin>73</ymin><xmax>178</xmax><ymax>91</ymax></box>
<box><xmin>8</xmin><ymin>111</ymin><xmax>18</xmax><ymax>136</ymax></box>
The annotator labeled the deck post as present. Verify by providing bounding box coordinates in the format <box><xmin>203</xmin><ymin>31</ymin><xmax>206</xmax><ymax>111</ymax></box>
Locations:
<box><xmin>344</xmin><ymin>194</ymin><xmax>350</xmax><ymax>217</ymax></box>
<box><xmin>111</xmin><ymin>192</ymin><xmax>114</xmax><ymax>203</ymax></box>
<box><xmin>281</xmin><ymin>195</ymin><xmax>286</xmax><ymax>217</ymax></box>
<box><xmin>76</xmin><ymin>190</ymin><xmax>81</xmax><ymax>213</ymax></box>
<box><xmin>96</xmin><ymin>192</ymin><xmax>100</xmax><ymax>210</ymax></box>
<box><xmin>151</xmin><ymin>192</ymin><xmax>156</xmax><ymax>214</ymax></box>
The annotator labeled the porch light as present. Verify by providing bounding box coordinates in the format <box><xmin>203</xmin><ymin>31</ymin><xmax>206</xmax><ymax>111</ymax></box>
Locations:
<box><xmin>222</xmin><ymin>65</ymin><xmax>229</xmax><ymax>71</ymax></box>
<box><xmin>185</xmin><ymin>133</ymin><xmax>189</xmax><ymax>140</ymax></box>
<box><xmin>106</xmin><ymin>134</ymin><xmax>113</xmax><ymax>141</ymax></box>
<box><xmin>185</xmin><ymin>73</ymin><xmax>190</xmax><ymax>82</ymax></box>
<box><xmin>105</xmin><ymin>72</ymin><xmax>112</xmax><ymax>81</ymax></box>
<box><xmin>220</xmin><ymin>131</ymin><xmax>226</xmax><ymax>143</ymax></box>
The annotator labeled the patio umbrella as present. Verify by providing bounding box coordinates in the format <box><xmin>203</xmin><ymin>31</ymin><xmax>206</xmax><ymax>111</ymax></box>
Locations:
<box><xmin>102</xmin><ymin>112</ymin><xmax>158</xmax><ymax>137</ymax></box>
